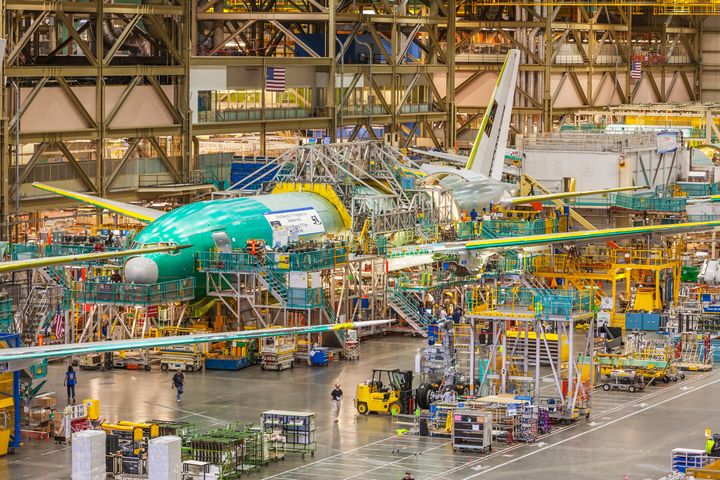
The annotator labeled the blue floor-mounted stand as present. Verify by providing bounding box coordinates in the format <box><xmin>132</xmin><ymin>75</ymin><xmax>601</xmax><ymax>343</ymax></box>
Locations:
<box><xmin>0</xmin><ymin>333</ymin><xmax>23</xmax><ymax>449</ymax></box>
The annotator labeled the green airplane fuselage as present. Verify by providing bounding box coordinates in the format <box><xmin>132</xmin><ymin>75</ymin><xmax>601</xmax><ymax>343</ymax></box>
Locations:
<box><xmin>125</xmin><ymin>191</ymin><xmax>345</xmax><ymax>285</ymax></box>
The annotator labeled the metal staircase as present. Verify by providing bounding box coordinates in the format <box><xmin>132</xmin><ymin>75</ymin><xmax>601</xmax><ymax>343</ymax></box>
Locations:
<box><xmin>387</xmin><ymin>289</ymin><xmax>429</xmax><ymax>337</ymax></box>
<box><xmin>255</xmin><ymin>264</ymin><xmax>288</xmax><ymax>306</ymax></box>
<box><xmin>521</xmin><ymin>273</ymin><xmax>554</xmax><ymax>297</ymax></box>
<box><xmin>15</xmin><ymin>286</ymin><xmax>57</xmax><ymax>345</ymax></box>
<box><xmin>320</xmin><ymin>293</ymin><xmax>346</xmax><ymax>344</ymax></box>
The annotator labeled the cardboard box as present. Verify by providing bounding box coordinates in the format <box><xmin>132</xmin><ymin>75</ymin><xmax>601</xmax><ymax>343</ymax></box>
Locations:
<box><xmin>30</xmin><ymin>409</ymin><xmax>50</xmax><ymax>423</ymax></box>
<box><xmin>36</xmin><ymin>395</ymin><xmax>56</xmax><ymax>408</ymax></box>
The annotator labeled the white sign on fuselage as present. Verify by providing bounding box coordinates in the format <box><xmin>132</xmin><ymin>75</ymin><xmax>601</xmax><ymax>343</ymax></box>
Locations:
<box><xmin>264</xmin><ymin>207</ymin><xmax>325</xmax><ymax>235</ymax></box>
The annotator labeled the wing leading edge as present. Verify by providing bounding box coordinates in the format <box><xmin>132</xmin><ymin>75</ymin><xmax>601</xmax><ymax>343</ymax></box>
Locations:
<box><xmin>464</xmin><ymin>219</ymin><xmax>720</xmax><ymax>251</ymax></box>
<box><xmin>509</xmin><ymin>186</ymin><xmax>646</xmax><ymax>205</ymax></box>
<box><xmin>0</xmin><ymin>319</ymin><xmax>394</xmax><ymax>364</ymax></box>
<box><xmin>0</xmin><ymin>244</ymin><xmax>191</xmax><ymax>274</ymax></box>
<box><xmin>32</xmin><ymin>183</ymin><xmax>166</xmax><ymax>223</ymax></box>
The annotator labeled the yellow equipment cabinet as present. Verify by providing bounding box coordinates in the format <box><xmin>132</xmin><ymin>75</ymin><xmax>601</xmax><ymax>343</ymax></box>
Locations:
<box><xmin>355</xmin><ymin>369</ymin><xmax>413</xmax><ymax>415</ymax></box>
<box><xmin>83</xmin><ymin>399</ymin><xmax>100</xmax><ymax>420</ymax></box>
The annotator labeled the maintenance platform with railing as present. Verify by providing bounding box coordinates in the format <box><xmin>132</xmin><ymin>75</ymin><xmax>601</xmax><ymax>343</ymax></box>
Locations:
<box><xmin>195</xmin><ymin>241</ymin><xmax>387</xmax><ymax>341</ymax></box>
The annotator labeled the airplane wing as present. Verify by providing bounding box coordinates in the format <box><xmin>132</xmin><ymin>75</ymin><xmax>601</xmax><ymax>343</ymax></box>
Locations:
<box><xmin>0</xmin><ymin>244</ymin><xmax>190</xmax><ymax>274</ymax></box>
<box><xmin>0</xmin><ymin>319</ymin><xmax>394</xmax><ymax>366</ymax></box>
<box><xmin>687</xmin><ymin>195</ymin><xmax>720</xmax><ymax>205</ymax></box>
<box><xmin>32</xmin><ymin>183</ymin><xmax>166</xmax><ymax>223</ymax></box>
<box><xmin>510</xmin><ymin>186</ymin><xmax>645</xmax><ymax>205</ymax></box>
<box><xmin>385</xmin><ymin>219</ymin><xmax>720</xmax><ymax>271</ymax></box>
<box><xmin>463</xmin><ymin>219</ymin><xmax>720</xmax><ymax>251</ymax></box>
<box><xmin>408</xmin><ymin>148</ymin><xmax>468</xmax><ymax>164</ymax></box>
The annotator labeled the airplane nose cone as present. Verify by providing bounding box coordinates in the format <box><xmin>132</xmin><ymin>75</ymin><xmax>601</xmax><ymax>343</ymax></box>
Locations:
<box><xmin>124</xmin><ymin>257</ymin><xmax>159</xmax><ymax>284</ymax></box>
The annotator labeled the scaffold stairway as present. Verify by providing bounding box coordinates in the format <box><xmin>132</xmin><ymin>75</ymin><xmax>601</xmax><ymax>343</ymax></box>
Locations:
<box><xmin>320</xmin><ymin>294</ymin><xmax>346</xmax><ymax>344</ymax></box>
<box><xmin>521</xmin><ymin>273</ymin><xmax>553</xmax><ymax>298</ymax></box>
<box><xmin>15</xmin><ymin>286</ymin><xmax>53</xmax><ymax>345</ymax></box>
<box><xmin>387</xmin><ymin>289</ymin><xmax>428</xmax><ymax>337</ymax></box>
<box><xmin>256</xmin><ymin>264</ymin><xmax>288</xmax><ymax>306</ymax></box>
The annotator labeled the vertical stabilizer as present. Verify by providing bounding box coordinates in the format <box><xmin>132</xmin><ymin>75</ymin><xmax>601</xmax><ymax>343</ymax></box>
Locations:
<box><xmin>465</xmin><ymin>49</ymin><xmax>520</xmax><ymax>181</ymax></box>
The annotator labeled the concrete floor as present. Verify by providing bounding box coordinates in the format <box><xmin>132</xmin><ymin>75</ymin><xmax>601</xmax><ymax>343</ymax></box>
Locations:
<box><xmin>0</xmin><ymin>335</ymin><xmax>715</xmax><ymax>480</ymax></box>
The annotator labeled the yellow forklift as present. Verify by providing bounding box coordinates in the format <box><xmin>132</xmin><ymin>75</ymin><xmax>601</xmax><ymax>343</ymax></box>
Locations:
<box><xmin>355</xmin><ymin>369</ymin><xmax>413</xmax><ymax>415</ymax></box>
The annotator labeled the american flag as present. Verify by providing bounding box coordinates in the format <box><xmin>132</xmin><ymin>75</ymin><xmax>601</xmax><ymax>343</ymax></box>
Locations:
<box><xmin>631</xmin><ymin>60</ymin><xmax>642</xmax><ymax>80</ymax></box>
<box><xmin>266</xmin><ymin>67</ymin><xmax>286</xmax><ymax>92</ymax></box>
<box><xmin>53</xmin><ymin>306</ymin><xmax>64</xmax><ymax>340</ymax></box>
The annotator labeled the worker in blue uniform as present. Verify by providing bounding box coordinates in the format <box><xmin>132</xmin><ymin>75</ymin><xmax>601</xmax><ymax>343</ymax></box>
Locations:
<box><xmin>64</xmin><ymin>365</ymin><xmax>77</xmax><ymax>404</ymax></box>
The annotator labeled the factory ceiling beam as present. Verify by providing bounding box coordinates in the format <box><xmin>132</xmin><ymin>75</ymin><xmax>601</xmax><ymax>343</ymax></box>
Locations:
<box><xmin>103</xmin><ymin>14</ymin><xmax>143</xmax><ymax>65</ymax></box>
<box><xmin>145</xmin><ymin>15</ymin><xmax>184</xmax><ymax>65</ymax></box>
<box><xmin>6</xmin><ymin>66</ymin><xmax>186</xmax><ymax>78</ymax></box>
<box><xmin>6</xmin><ymin>11</ymin><xmax>50</xmax><ymax>66</ymax></box>
<box><xmin>54</xmin><ymin>77</ymin><xmax>98</xmax><ymax>130</ymax></box>
<box><xmin>366</xmin><ymin>22</ymin><xmax>393</xmax><ymax>66</ymax></box>
<box><xmin>269</xmin><ymin>21</ymin><xmax>322</xmax><ymax>58</ymax></box>
<box><xmin>55</xmin><ymin>142</ymin><xmax>97</xmax><ymax>192</ymax></box>
<box><xmin>53</xmin><ymin>12</ymin><xmax>96</xmax><ymax>65</ymax></box>
<box><xmin>9</xmin><ymin>76</ymin><xmax>50</xmax><ymax>133</ymax></box>
<box><xmin>106</xmin><ymin>138</ymin><xmax>142</xmax><ymax>189</ymax></box>
<box><xmin>396</xmin><ymin>73</ymin><xmax>421</xmax><ymax>115</ymax></box>
<box><xmin>645</xmin><ymin>72</ymin><xmax>663</xmax><ymax>103</ymax></box>
<box><xmin>104</xmin><ymin>76</ymin><xmax>142</xmax><ymax>127</ymax></box>
<box><xmin>334</xmin><ymin>23</ymin><xmax>361</xmax><ymax>64</ymax></box>
<box><xmin>369</xmin><ymin>76</ymin><xmax>393</xmax><ymax>115</ymax></box>
<box><xmin>8</xmin><ymin>2</ymin><xmax>184</xmax><ymax>15</ymax></box>
<box><xmin>209</xmin><ymin>20</ymin><xmax>257</xmax><ymax>55</ymax></box>
<box><xmin>147</xmin><ymin>137</ymin><xmax>182</xmax><ymax>183</ymax></box>
<box><xmin>423</xmin><ymin>120</ymin><xmax>442</xmax><ymax>148</ymax></box>
<box><xmin>146</xmin><ymin>75</ymin><xmax>183</xmax><ymax>125</ymax></box>
<box><xmin>426</xmin><ymin>73</ymin><xmax>447</xmax><ymax>113</ymax></box>
<box><xmin>14</xmin><ymin>142</ymin><xmax>50</xmax><ymax>189</ymax></box>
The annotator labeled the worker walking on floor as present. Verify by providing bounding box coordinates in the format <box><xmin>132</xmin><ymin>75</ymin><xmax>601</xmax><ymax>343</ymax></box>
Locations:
<box><xmin>64</xmin><ymin>365</ymin><xmax>77</xmax><ymax>404</ymax></box>
<box><xmin>331</xmin><ymin>383</ymin><xmax>343</xmax><ymax>422</ymax></box>
<box><xmin>172</xmin><ymin>370</ymin><xmax>185</xmax><ymax>402</ymax></box>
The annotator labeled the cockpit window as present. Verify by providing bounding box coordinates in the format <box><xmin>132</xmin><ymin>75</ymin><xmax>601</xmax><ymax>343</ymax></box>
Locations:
<box><xmin>134</xmin><ymin>242</ymin><xmax>180</xmax><ymax>256</ymax></box>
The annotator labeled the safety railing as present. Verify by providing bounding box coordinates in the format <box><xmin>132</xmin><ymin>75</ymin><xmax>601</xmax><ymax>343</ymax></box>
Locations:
<box><xmin>10</xmin><ymin>243</ymin><xmax>124</xmax><ymax>260</ymax></box>
<box><xmin>198</xmin><ymin>107</ymin><xmax>324</xmax><ymax>123</ymax></box>
<box><xmin>70</xmin><ymin>278</ymin><xmax>196</xmax><ymax>305</ymax></box>
<box><xmin>10</xmin><ymin>243</ymin><xmax>39</xmax><ymax>260</ymax></box>
<box><xmin>0</xmin><ymin>299</ymin><xmax>13</xmax><ymax>333</ymax></box>
<box><xmin>196</xmin><ymin>247</ymin><xmax>349</xmax><ymax>273</ymax></box>
<box><xmin>532</xmin><ymin>246</ymin><xmax>679</xmax><ymax>274</ymax></box>
<box><xmin>674</xmin><ymin>182</ymin><xmax>720</xmax><ymax>197</ymax></box>
<box><xmin>481</xmin><ymin>218</ymin><xmax>557</xmax><ymax>238</ymax></box>
<box><xmin>287</xmin><ymin>287</ymin><xmax>324</xmax><ymax>309</ymax></box>
<box><xmin>466</xmin><ymin>286</ymin><xmax>594</xmax><ymax>318</ymax></box>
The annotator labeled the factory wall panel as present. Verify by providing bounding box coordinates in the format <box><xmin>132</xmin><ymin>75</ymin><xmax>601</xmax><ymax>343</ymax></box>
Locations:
<box><xmin>632</xmin><ymin>76</ymin><xmax>659</xmax><ymax>104</ymax></box>
<box><xmin>191</xmin><ymin>67</ymin><xmax>228</xmax><ymax>91</ymax></box>
<box><xmin>551</xmin><ymin>75</ymin><xmax>586</xmax><ymax>109</ymax></box>
<box><xmin>20</xmin><ymin>85</ymin><xmax>177</xmax><ymax>133</ymax></box>
<box><xmin>224</xmin><ymin>66</ymin><xmax>318</xmax><ymax>89</ymax></box>
<box><xmin>702</xmin><ymin>17</ymin><xmax>720</xmax><ymax>101</ymax></box>
<box><xmin>522</xmin><ymin>151</ymin><xmax>620</xmax><ymax>191</ymax></box>
<box><xmin>431</xmin><ymin>72</ymin><xmax>496</xmax><ymax>108</ymax></box>
<box><xmin>20</xmin><ymin>87</ymin><xmax>97</xmax><ymax>133</ymax></box>
<box><xmin>591</xmin><ymin>73</ymin><xmax>625</xmax><ymax>107</ymax></box>
<box><xmin>106</xmin><ymin>85</ymin><xmax>177</xmax><ymax>129</ymax></box>
<box><xmin>226</xmin><ymin>66</ymin><xmax>263</xmax><ymax>89</ymax></box>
